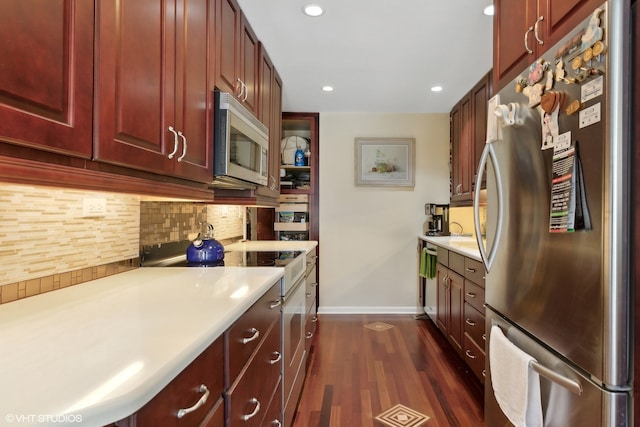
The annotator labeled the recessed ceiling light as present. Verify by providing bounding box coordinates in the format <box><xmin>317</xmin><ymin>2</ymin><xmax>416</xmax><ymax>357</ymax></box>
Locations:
<box><xmin>322</xmin><ymin>85</ymin><xmax>334</xmax><ymax>92</ymax></box>
<box><xmin>430</xmin><ymin>86</ymin><xmax>443</xmax><ymax>92</ymax></box>
<box><xmin>483</xmin><ymin>5</ymin><xmax>495</xmax><ymax>16</ymax></box>
<box><xmin>304</xmin><ymin>4</ymin><xmax>324</xmax><ymax>17</ymax></box>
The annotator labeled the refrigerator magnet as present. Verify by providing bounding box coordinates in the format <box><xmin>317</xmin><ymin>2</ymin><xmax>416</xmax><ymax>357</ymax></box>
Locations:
<box><xmin>541</xmin><ymin>106</ymin><xmax>560</xmax><ymax>150</ymax></box>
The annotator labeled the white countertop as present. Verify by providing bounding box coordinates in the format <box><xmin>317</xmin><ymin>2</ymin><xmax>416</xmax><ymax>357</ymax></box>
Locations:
<box><xmin>0</xmin><ymin>267</ymin><xmax>284</xmax><ymax>426</ymax></box>
<box><xmin>418</xmin><ymin>235</ymin><xmax>483</xmax><ymax>261</ymax></box>
<box><xmin>225</xmin><ymin>240</ymin><xmax>318</xmax><ymax>253</ymax></box>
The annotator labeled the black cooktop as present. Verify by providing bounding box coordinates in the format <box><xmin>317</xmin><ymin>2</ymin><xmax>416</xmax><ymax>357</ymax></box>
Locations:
<box><xmin>140</xmin><ymin>241</ymin><xmax>302</xmax><ymax>268</ymax></box>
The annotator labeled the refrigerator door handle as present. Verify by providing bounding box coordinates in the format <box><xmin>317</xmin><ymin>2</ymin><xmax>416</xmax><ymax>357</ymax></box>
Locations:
<box><xmin>530</xmin><ymin>360</ymin><xmax>583</xmax><ymax>396</ymax></box>
<box><xmin>474</xmin><ymin>143</ymin><xmax>503</xmax><ymax>272</ymax></box>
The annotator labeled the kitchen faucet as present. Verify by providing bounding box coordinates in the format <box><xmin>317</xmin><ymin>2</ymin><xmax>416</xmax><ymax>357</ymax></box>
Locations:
<box><xmin>450</xmin><ymin>222</ymin><xmax>463</xmax><ymax>235</ymax></box>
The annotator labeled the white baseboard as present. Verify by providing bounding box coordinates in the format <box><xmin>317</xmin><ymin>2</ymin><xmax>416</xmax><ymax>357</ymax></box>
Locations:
<box><xmin>317</xmin><ymin>306</ymin><xmax>422</xmax><ymax>315</ymax></box>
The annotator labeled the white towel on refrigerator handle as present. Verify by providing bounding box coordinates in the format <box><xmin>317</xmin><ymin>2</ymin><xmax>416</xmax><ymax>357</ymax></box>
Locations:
<box><xmin>489</xmin><ymin>325</ymin><xmax>543</xmax><ymax>427</ymax></box>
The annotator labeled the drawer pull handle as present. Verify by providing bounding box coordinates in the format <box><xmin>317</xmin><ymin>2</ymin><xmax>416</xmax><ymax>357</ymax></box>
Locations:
<box><xmin>271</xmin><ymin>420</ymin><xmax>282</xmax><ymax>426</ymax></box>
<box><xmin>312</xmin><ymin>315</ymin><xmax>318</xmax><ymax>323</ymax></box>
<box><xmin>465</xmin><ymin>267</ymin><xmax>476</xmax><ymax>273</ymax></box>
<box><xmin>270</xmin><ymin>351</ymin><xmax>282</xmax><ymax>365</ymax></box>
<box><xmin>306</xmin><ymin>331</ymin><xmax>314</xmax><ymax>339</ymax></box>
<box><xmin>311</xmin><ymin>282</ymin><xmax>318</xmax><ymax>287</ymax></box>
<box><xmin>465</xmin><ymin>319</ymin><xmax>476</xmax><ymax>326</ymax></box>
<box><xmin>241</xmin><ymin>328</ymin><xmax>260</xmax><ymax>344</ymax></box>
<box><xmin>176</xmin><ymin>384</ymin><xmax>209</xmax><ymax>419</ymax></box>
<box><xmin>482</xmin><ymin>333</ymin><xmax>486</xmax><ymax>341</ymax></box>
<box><xmin>465</xmin><ymin>350</ymin><xmax>476</xmax><ymax>359</ymax></box>
<box><xmin>482</xmin><ymin>369</ymin><xmax>486</xmax><ymax>377</ymax></box>
<box><xmin>466</xmin><ymin>292</ymin><xmax>476</xmax><ymax>298</ymax></box>
<box><xmin>269</xmin><ymin>299</ymin><xmax>282</xmax><ymax>309</ymax></box>
<box><xmin>241</xmin><ymin>398</ymin><xmax>261</xmax><ymax>421</ymax></box>
<box><xmin>306</xmin><ymin>292</ymin><xmax>313</xmax><ymax>298</ymax></box>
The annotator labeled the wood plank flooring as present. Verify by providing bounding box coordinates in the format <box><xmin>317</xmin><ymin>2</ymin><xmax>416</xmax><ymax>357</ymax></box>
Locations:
<box><xmin>292</xmin><ymin>314</ymin><xmax>485</xmax><ymax>427</ymax></box>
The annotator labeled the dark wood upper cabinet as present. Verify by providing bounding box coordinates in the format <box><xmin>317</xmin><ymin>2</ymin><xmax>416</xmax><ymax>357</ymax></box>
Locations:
<box><xmin>0</xmin><ymin>0</ymin><xmax>94</xmax><ymax>158</ymax></box>
<box><xmin>472</xmin><ymin>73</ymin><xmax>491</xmax><ymax>190</ymax></box>
<box><xmin>94</xmin><ymin>0</ymin><xmax>213</xmax><ymax>184</ymax></box>
<box><xmin>493</xmin><ymin>0</ymin><xmax>605</xmax><ymax>91</ymax></box>
<box><xmin>214</xmin><ymin>0</ymin><xmax>259</xmax><ymax>116</ymax></box>
<box><xmin>450</xmin><ymin>71</ymin><xmax>491</xmax><ymax>206</ymax></box>
<box><xmin>451</xmin><ymin>94</ymin><xmax>473</xmax><ymax>204</ymax></box>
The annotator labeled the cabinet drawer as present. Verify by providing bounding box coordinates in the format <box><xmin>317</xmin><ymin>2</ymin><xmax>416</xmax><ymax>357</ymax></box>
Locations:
<box><xmin>464</xmin><ymin>302</ymin><xmax>486</xmax><ymax>347</ymax></box>
<box><xmin>464</xmin><ymin>280</ymin><xmax>485</xmax><ymax>314</ymax></box>
<box><xmin>200</xmin><ymin>397</ymin><xmax>224</xmax><ymax>427</ymax></box>
<box><xmin>134</xmin><ymin>337</ymin><xmax>224</xmax><ymax>427</ymax></box>
<box><xmin>262</xmin><ymin>378</ymin><xmax>283</xmax><ymax>426</ymax></box>
<box><xmin>464</xmin><ymin>332</ymin><xmax>486</xmax><ymax>384</ymax></box>
<box><xmin>226</xmin><ymin>283</ymin><xmax>281</xmax><ymax>383</ymax></box>
<box><xmin>276</xmin><ymin>203</ymin><xmax>309</xmax><ymax>212</ymax></box>
<box><xmin>227</xmin><ymin>320</ymin><xmax>282</xmax><ymax>427</ymax></box>
<box><xmin>279</xmin><ymin>194</ymin><xmax>308</xmax><ymax>203</ymax></box>
<box><xmin>464</xmin><ymin>257</ymin><xmax>485</xmax><ymax>287</ymax></box>
<box><xmin>448</xmin><ymin>251</ymin><xmax>465</xmax><ymax>276</ymax></box>
<box><xmin>274</xmin><ymin>222</ymin><xmax>309</xmax><ymax>231</ymax></box>
<box><xmin>436</xmin><ymin>246</ymin><xmax>448</xmax><ymax>267</ymax></box>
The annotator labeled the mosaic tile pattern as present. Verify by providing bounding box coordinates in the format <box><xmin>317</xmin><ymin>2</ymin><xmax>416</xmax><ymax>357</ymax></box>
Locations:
<box><xmin>375</xmin><ymin>404</ymin><xmax>430</xmax><ymax>427</ymax></box>
<box><xmin>0</xmin><ymin>259</ymin><xmax>138</xmax><ymax>304</ymax></box>
<box><xmin>0</xmin><ymin>184</ymin><xmax>139</xmax><ymax>286</ymax></box>
<box><xmin>0</xmin><ymin>184</ymin><xmax>245</xmax><ymax>304</ymax></box>
<box><xmin>365</xmin><ymin>321</ymin><xmax>395</xmax><ymax>331</ymax></box>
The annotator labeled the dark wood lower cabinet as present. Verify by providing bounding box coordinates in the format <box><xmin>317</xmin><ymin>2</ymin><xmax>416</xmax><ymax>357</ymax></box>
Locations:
<box><xmin>435</xmin><ymin>247</ymin><xmax>486</xmax><ymax>385</ymax></box>
<box><xmin>133</xmin><ymin>338</ymin><xmax>224</xmax><ymax>427</ymax></box>
<box><xmin>111</xmin><ymin>282</ymin><xmax>282</xmax><ymax>427</ymax></box>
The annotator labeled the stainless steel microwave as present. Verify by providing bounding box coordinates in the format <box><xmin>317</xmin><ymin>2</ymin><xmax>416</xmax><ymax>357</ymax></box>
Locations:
<box><xmin>213</xmin><ymin>90</ymin><xmax>269</xmax><ymax>189</ymax></box>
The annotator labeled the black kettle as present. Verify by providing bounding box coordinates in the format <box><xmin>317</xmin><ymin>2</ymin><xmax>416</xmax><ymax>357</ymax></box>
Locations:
<box><xmin>186</xmin><ymin>223</ymin><xmax>225</xmax><ymax>264</ymax></box>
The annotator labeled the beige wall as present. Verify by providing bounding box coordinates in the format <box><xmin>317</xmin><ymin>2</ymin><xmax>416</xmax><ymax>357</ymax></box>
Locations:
<box><xmin>318</xmin><ymin>112</ymin><xmax>450</xmax><ymax>314</ymax></box>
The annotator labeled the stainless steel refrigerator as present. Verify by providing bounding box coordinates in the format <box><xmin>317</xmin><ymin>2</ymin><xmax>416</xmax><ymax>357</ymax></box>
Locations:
<box><xmin>473</xmin><ymin>2</ymin><xmax>633</xmax><ymax>425</ymax></box>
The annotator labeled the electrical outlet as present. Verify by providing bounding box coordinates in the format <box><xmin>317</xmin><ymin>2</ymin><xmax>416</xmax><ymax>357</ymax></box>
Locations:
<box><xmin>82</xmin><ymin>198</ymin><xmax>107</xmax><ymax>217</ymax></box>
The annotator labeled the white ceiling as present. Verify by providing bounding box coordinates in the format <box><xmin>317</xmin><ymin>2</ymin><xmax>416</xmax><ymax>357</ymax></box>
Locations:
<box><xmin>236</xmin><ymin>0</ymin><xmax>494</xmax><ymax>113</ymax></box>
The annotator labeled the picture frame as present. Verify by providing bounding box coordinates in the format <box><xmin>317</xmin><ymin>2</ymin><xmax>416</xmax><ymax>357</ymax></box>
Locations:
<box><xmin>354</xmin><ymin>137</ymin><xmax>415</xmax><ymax>187</ymax></box>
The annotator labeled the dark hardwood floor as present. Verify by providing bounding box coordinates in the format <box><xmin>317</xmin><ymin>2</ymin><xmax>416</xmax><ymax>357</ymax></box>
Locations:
<box><xmin>292</xmin><ymin>314</ymin><xmax>485</xmax><ymax>427</ymax></box>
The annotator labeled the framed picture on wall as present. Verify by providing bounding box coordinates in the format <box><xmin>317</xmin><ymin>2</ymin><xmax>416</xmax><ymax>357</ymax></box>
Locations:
<box><xmin>354</xmin><ymin>137</ymin><xmax>415</xmax><ymax>187</ymax></box>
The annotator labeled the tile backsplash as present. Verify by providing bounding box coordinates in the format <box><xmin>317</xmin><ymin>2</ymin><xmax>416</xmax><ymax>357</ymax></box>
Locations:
<box><xmin>0</xmin><ymin>184</ymin><xmax>140</xmax><ymax>289</ymax></box>
<box><xmin>0</xmin><ymin>183</ymin><xmax>246</xmax><ymax>304</ymax></box>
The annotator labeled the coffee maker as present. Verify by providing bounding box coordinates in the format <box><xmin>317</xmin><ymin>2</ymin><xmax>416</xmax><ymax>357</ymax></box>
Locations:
<box><xmin>423</xmin><ymin>203</ymin><xmax>450</xmax><ymax>236</ymax></box>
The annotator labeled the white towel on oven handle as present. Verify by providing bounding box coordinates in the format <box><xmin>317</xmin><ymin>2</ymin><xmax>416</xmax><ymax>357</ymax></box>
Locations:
<box><xmin>489</xmin><ymin>325</ymin><xmax>543</xmax><ymax>427</ymax></box>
